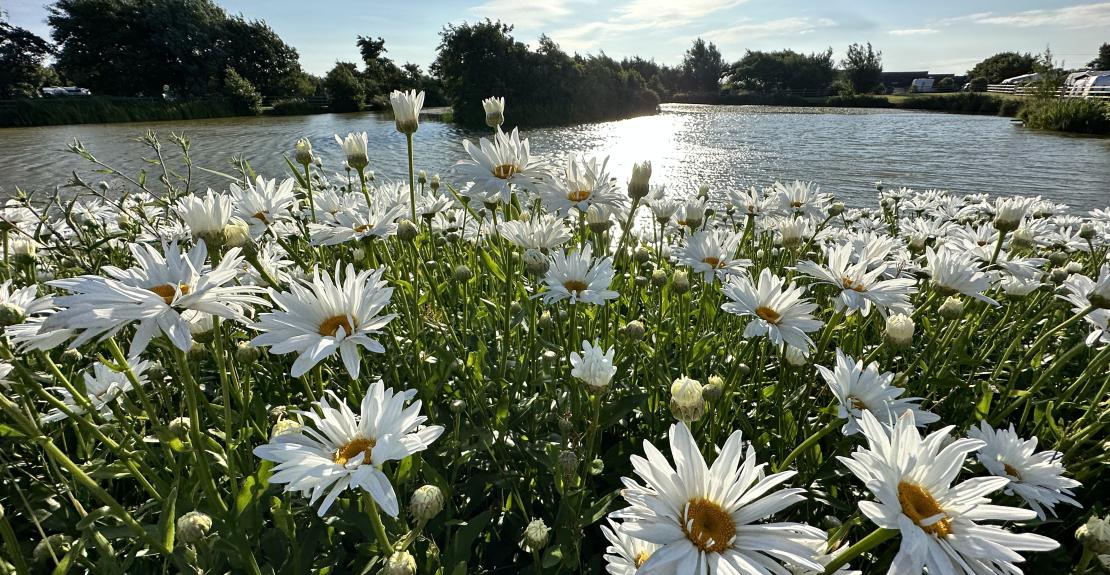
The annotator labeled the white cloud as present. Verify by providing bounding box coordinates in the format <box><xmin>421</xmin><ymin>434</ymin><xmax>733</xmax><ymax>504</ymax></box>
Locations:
<box><xmin>888</xmin><ymin>28</ymin><xmax>938</xmax><ymax>36</ymax></box>
<box><xmin>469</xmin><ymin>0</ymin><xmax>574</xmax><ymax>29</ymax></box>
<box><xmin>702</xmin><ymin>17</ymin><xmax>837</xmax><ymax>43</ymax></box>
<box><xmin>616</xmin><ymin>0</ymin><xmax>745</xmax><ymax>28</ymax></box>
<box><xmin>953</xmin><ymin>3</ymin><xmax>1110</xmax><ymax>29</ymax></box>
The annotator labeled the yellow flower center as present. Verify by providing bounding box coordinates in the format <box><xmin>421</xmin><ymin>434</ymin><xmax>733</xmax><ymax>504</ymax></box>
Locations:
<box><xmin>149</xmin><ymin>283</ymin><xmax>189</xmax><ymax>305</ymax></box>
<box><xmin>791</xmin><ymin>201</ymin><xmax>804</xmax><ymax>208</ymax></box>
<box><xmin>703</xmin><ymin>256</ymin><xmax>724</xmax><ymax>269</ymax></box>
<box><xmin>493</xmin><ymin>164</ymin><xmax>519</xmax><ymax>179</ymax></box>
<box><xmin>682</xmin><ymin>497</ymin><xmax>735</xmax><ymax>554</ymax></box>
<box><xmin>563</xmin><ymin>279</ymin><xmax>589</xmax><ymax>296</ymax></box>
<box><xmin>334</xmin><ymin>437</ymin><xmax>376</xmax><ymax>466</ymax></box>
<box><xmin>842</xmin><ymin>277</ymin><xmax>867</xmax><ymax>292</ymax></box>
<box><xmin>319</xmin><ymin>314</ymin><xmax>356</xmax><ymax>337</ymax></box>
<box><xmin>1003</xmin><ymin>463</ymin><xmax>1022</xmax><ymax>480</ymax></box>
<box><xmin>568</xmin><ymin>190</ymin><xmax>592</xmax><ymax>202</ymax></box>
<box><xmin>634</xmin><ymin>550</ymin><xmax>652</xmax><ymax>567</ymax></box>
<box><xmin>253</xmin><ymin>211</ymin><xmax>270</xmax><ymax>224</ymax></box>
<box><xmin>848</xmin><ymin>396</ymin><xmax>869</xmax><ymax>411</ymax></box>
<box><xmin>755</xmin><ymin>305</ymin><xmax>781</xmax><ymax>324</ymax></box>
<box><xmin>897</xmin><ymin>482</ymin><xmax>952</xmax><ymax>537</ymax></box>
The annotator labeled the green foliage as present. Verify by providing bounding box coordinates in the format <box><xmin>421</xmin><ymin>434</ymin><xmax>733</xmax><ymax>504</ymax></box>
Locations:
<box><xmin>267</xmin><ymin>98</ymin><xmax>328</xmax><ymax>116</ymax></box>
<box><xmin>0</xmin><ymin>96</ymin><xmax>239</xmax><ymax>127</ymax></box>
<box><xmin>840</xmin><ymin>42</ymin><xmax>883</xmax><ymax>94</ymax></box>
<box><xmin>433</xmin><ymin>20</ymin><xmax>658</xmax><ymax>127</ymax></box>
<box><xmin>47</xmin><ymin>0</ymin><xmax>307</xmax><ymax>100</ymax></box>
<box><xmin>897</xmin><ymin>92</ymin><xmax>1021</xmax><ymax>116</ymax></box>
<box><xmin>824</xmin><ymin>94</ymin><xmax>894</xmax><ymax>108</ymax></box>
<box><xmin>1089</xmin><ymin>43</ymin><xmax>1110</xmax><ymax>70</ymax></box>
<box><xmin>967</xmin><ymin>52</ymin><xmax>1037</xmax><ymax>84</ymax></box>
<box><xmin>324</xmin><ymin>62</ymin><xmax>366</xmax><ymax>113</ymax></box>
<box><xmin>1019</xmin><ymin>98</ymin><xmax>1110</xmax><ymax>134</ymax></box>
<box><xmin>222</xmin><ymin>67</ymin><xmax>262</xmax><ymax>115</ymax></box>
<box><xmin>680</xmin><ymin>38</ymin><xmax>725</xmax><ymax>92</ymax></box>
<box><xmin>968</xmin><ymin>76</ymin><xmax>989</xmax><ymax>92</ymax></box>
<box><xmin>726</xmin><ymin>48</ymin><xmax>835</xmax><ymax>92</ymax></box>
<box><xmin>0</xmin><ymin>13</ymin><xmax>56</xmax><ymax>98</ymax></box>
<box><xmin>935</xmin><ymin>76</ymin><xmax>956</xmax><ymax>92</ymax></box>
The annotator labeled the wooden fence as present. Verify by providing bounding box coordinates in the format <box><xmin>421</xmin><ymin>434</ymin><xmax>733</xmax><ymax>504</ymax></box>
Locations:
<box><xmin>986</xmin><ymin>84</ymin><xmax>1110</xmax><ymax>99</ymax></box>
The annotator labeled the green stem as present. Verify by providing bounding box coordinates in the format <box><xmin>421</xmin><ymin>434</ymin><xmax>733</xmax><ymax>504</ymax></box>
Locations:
<box><xmin>821</xmin><ymin>527</ymin><xmax>897</xmax><ymax>575</ymax></box>
<box><xmin>774</xmin><ymin>418</ymin><xmax>845</xmax><ymax>473</ymax></box>
<box><xmin>366</xmin><ymin>493</ymin><xmax>394</xmax><ymax>552</ymax></box>
<box><xmin>406</xmin><ymin>132</ymin><xmax>417</xmax><ymax>222</ymax></box>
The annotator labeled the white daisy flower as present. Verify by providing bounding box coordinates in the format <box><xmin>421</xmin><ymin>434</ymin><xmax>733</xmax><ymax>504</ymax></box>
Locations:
<box><xmin>541</xmin><ymin>244</ymin><xmax>618</xmax><ymax>306</ymax></box>
<box><xmin>389</xmin><ymin>89</ymin><xmax>424</xmax><ymax>134</ymax></box>
<box><xmin>0</xmin><ymin>280</ymin><xmax>53</xmax><ymax>325</ymax></box>
<box><xmin>41</xmin><ymin>358</ymin><xmax>149</xmax><ymax>423</ymax></box>
<box><xmin>175</xmin><ymin>188</ymin><xmax>234</xmax><ymax>239</ymax></box>
<box><xmin>838</xmin><ymin>410</ymin><xmax>1059</xmax><ymax>575</ymax></box>
<box><xmin>498</xmin><ymin>214</ymin><xmax>571</xmax><ymax>250</ymax></box>
<box><xmin>612</xmin><ymin>421</ymin><xmax>826</xmax><ymax>574</ymax></box>
<box><xmin>482</xmin><ymin>96</ymin><xmax>505</xmax><ymax>127</ymax></box>
<box><xmin>721</xmin><ymin>268</ymin><xmax>823</xmax><ymax>353</ymax></box>
<box><xmin>601</xmin><ymin>518</ymin><xmax>660</xmax><ymax>575</ymax></box>
<box><xmin>569</xmin><ymin>340</ymin><xmax>617</xmax><ymax>391</ymax></box>
<box><xmin>1059</xmin><ymin>271</ymin><xmax>1110</xmax><ymax>347</ymax></box>
<box><xmin>797</xmin><ymin>243</ymin><xmax>915</xmax><ymax>317</ymax></box>
<box><xmin>308</xmin><ymin>200</ymin><xmax>405</xmax><ymax>246</ymax></box>
<box><xmin>678</xmin><ymin>229</ymin><xmax>750</xmax><ymax>282</ymax></box>
<box><xmin>253</xmin><ymin>382</ymin><xmax>444</xmax><ymax>517</ymax></box>
<box><xmin>46</xmin><ymin>241</ymin><xmax>266</xmax><ymax>355</ymax></box>
<box><xmin>815</xmin><ymin>349</ymin><xmax>939</xmax><ymax>435</ymax></box>
<box><xmin>924</xmin><ymin>246</ymin><xmax>998</xmax><ymax>306</ymax></box>
<box><xmin>773</xmin><ymin>180</ymin><xmax>829</xmax><ymax>220</ymax></box>
<box><xmin>455</xmin><ymin>127</ymin><xmax>546</xmax><ymax>205</ymax></box>
<box><xmin>0</xmin><ymin>362</ymin><xmax>15</xmax><ymax>389</ymax></box>
<box><xmin>251</xmin><ymin>263</ymin><xmax>396</xmax><ymax>379</ymax></box>
<box><xmin>967</xmin><ymin>422</ymin><xmax>1082</xmax><ymax>520</ymax></box>
<box><xmin>537</xmin><ymin>154</ymin><xmax>624</xmax><ymax>215</ymax></box>
<box><xmin>334</xmin><ymin>132</ymin><xmax>370</xmax><ymax>170</ymax></box>
<box><xmin>231</xmin><ymin>176</ymin><xmax>299</xmax><ymax>236</ymax></box>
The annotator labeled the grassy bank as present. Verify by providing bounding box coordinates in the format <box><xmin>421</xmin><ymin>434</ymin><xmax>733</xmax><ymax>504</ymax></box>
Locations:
<box><xmin>670</xmin><ymin>91</ymin><xmax>1027</xmax><ymax>117</ymax></box>
<box><xmin>1019</xmin><ymin>98</ymin><xmax>1110</xmax><ymax>135</ymax></box>
<box><xmin>0</xmin><ymin>96</ymin><xmax>249</xmax><ymax>128</ymax></box>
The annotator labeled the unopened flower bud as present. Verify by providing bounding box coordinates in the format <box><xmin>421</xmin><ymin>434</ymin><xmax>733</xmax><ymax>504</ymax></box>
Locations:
<box><xmin>223</xmin><ymin>219</ymin><xmax>251</xmax><ymax>248</ymax></box>
<box><xmin>589</xmin><ymin>458</ymin><xmax>604</xmax><ymax>475</ymax></box>
<box><xmin>651</xmin><ymin>269</ymin><xmax>667</xmax><ymax>287</ymax></box>
<box><xmin>1050</xmin><ymin>267</ymin><xmax>1068</xmax><ymax>285</ymax></box>
<box><xmin>33</xmin><ymin>534</ymin><xmax>74</xmax><ymax>564</ymax></box>
<box><xmin>520</xmin><ymin>519</ymin><xmax>550</xmax><ymax>552</ymax></box>
<box><xmin>270</xmin><ymin>419</ymin><xmax>301</xmax><ymax>439</ymax></box>
<box><xmin>628</xmin><ymin>161</ymin><xmax>652</xmax><ymax>200</ymax></box>
<box><xmin>884</xmin><ymin>314</ymin><xmax>914</xmax><ymax>348</ymax></box>
<box><xmin>938</xmin><ymin>296</ymin><xmax>964</xmax><ymax>320</ymax></box>
<box><xmin>783</xmin><ymin>346</ymin><xmax>808</xmax><ymax>366</ymax></box>
<box><xmin>1077</xmin><ymin>515</ymin><xmax>1110</xmax><ymax>554</ymax></box>
<box><xmin>1011</xmin><ymin>228</ymin><xmax>1034</xmax><ymax>249</ymax></box>
<box><xmin>672</xmin><ymin>271</ymin><xmax>690</xmax><ymax>294</ymax></box>
<box><xmin>235</xmin><ymin>341</ymin><xmax>261</xmax><ymax>362</ymax></box>
<box><xmin>449</xmin><ymin>399</ymin><xmax>466</xmax><ymax>414</ymax></box>
<box><xmin>829</xmin><ymin>202</ymin><xmax>844</xmax><ymax>216</ymax></box>
<box><xmin>430</xmin><ymin>174</ymin><xmax>441</xmax><ymax>192</ymax></box>
<box><xmin>176</xmin><ymin>511</ymin><xmax>213</xmax><ymax>545</ymax></box>
<box><xmin>0</xmin><ymin>303</ymin><xmax>25</xmax><ymax>327</ymax></box>
<box><xmin>558</xmin><ymin>450</ymin><xmax>578</xmax><ymax>477</ymax></box>
<box><xmin>523</xmin><ymin>249</ymin><xmax>549</xmax><ymax>275</ymax></box>
<box><xmin>482</xmin><ymin>96</ymin><xmax>505</xmax><ymax>128</ymax></box>
<box><xmin>417</xmin><ymin>170</ymin><xmax>428</xmax><ymax>185</ymax></box>
<box><xmin>538</xmin><ymin>311</ymin><xmax>553</xmax><ymax>330</ymax></box>
<box><xmin>634</xmin><ymin>247</ymin><xmax>650</xmax><ymax>263</ymax></box>
<box><xmin>703</xmin><ymin>375</ymin><xmax>724</xmax><ymax>401</ymax></box>
<box><xmin>1048</xmin><ymin>251</ymin><xmax>1068</xmax><ymax>266</ymax></box>
<box><xmin>454</xmin><ymin>265</ymin><xmax>473</xmax><ymax>282</ymax></box>
<box><xmin>397</xmin><ymin>220</ymin><xmax>418</xmax><ymax>241</ymax></box>
<box><xmin>411</xmin><ymin>485</ymin><xmax>445</xmax><ymax>522</ymax></box>
<box><xmin>634</xmin><ymin>275</ymin><xmax>648</xmax><ymax>288</ymax></box>
<box><xmin>294</xmin><ymin>138</ymin><xmax>314</xmax><ymax>166</ymax></box>
<box><xmin>669</xmin><ymin>375</ymin><xmax>705</xmax><ymax>422</ymax></box>
<box><xmin>167</xmin><ymin>416</ymin><xmax>190</xmax><ymax>440</ymax></box>
<box><xmin>1079</xmin><ymin>222</ymin><xmax>1096</xmax><ymax>241</ymax></box>
<box><xmin>624</xmin><ymin>320</ymin><xmax>645</xmax><ymax>340</ymax></box>
<box><xmin>383</xmin><ymin>551</ymin><xmax>417</xmax><ymax>575</ymax></box>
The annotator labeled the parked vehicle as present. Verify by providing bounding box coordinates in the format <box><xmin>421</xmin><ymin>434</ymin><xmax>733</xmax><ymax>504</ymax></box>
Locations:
<box><xmin>41</xmin><ymin>86</ymin><xmax>93</xmax><ymax>97</ymax></box>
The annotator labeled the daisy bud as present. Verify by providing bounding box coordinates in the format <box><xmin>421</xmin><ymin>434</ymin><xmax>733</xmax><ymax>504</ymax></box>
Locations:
<box><xmin>383</xmin><ymin>551</ymin><xmax>417</xmax><ymax>575</ymax></box>
<box><xmin>992</xmin><ymin>199</ymin><xmax>1025</xmax><ymax>233</ymax></box>
<box><xmin>168</xmin><ymin>416</ymin><xmax>191</xmax><ymax>440</ymax></box>
<box><xmin>454</xmin><ymin>264</ymin><xmax>473</xmax><ymax>282</ymax></box>
<box><xmin>884</xmin><ymin>314</ymin><xmax>914</xmax><ymax>348</ymax></box>
<box><xmin>737</xmin><ymin>363</ymin><xmax>751</xmax><ymax>376</ymax></box>
<box><xmin>294</xmin><ymin>138</ymin><xmax>314</xmax><ymax>166</ymax></box>
<box><xmin>390</xmin><ymin>89</ymin><xmax>423</xmax><ymax>135</ymax></box>
<box><xmin>634</xmin><ymin>275</ymin><xmax>648</xmax><ymax>288</ymax></box>
<box><xmin>589</xmin><ymin>458</ymin><xmax>604</xmax><ymax>475</ymax></box>
<box><xmin>411</xmin><ymin>485</ymin><xmax>445</xmax><ymax>522</ymax></box>
<box><xmin>176</xmin><ymin>511</ymin><xmax>213</xmax><ymax>545</ymax></box>
<box><xmin>650</xmin><ymin>269</ymin><xmax>667</xmax><ymax>287</ymax></box>
<box><xmin>418</xmin><ymin>170</ymin><xmax>428</xmax><ymax>185</ymax></box>
<box><xmin>12</xmin><ymin>238</ymin><xmax>38</xmax><ymax>264</ymax></box>
<box><xmin>98</xmin><ymin>180</ymin><xmax>111</xmax><ymax>192</ymax></box>
<box><xmin>703</xmin><ymin>375</ymin><xmax>724</xmax><ymax>401</ymax></box>
<box><xmin>397</xmin><ymin>220</ymin><xmax>418</xmax><ymax>241</ymax></box>
<box><xmin>624</xmin><ymin>320</ymin><xmax>646</xmax><ymax>340</ymax></box>
<box><xmin>1048</xmin><ymin>251</ymin><xmax>1068</xmax><ymax>267</ymax></box>
<box><xmin>1050</xmin><ymin>267</ymin><xmax>1068</xmax><ymax>285</ymax></box>
<box><xmin>672</xmin><ymin>271</ymin><xmax>690</xmax><ymax>294</ymax></box>
<box><xmin>829</xmin><ymin>202</ymin><xmax>845</xmax><ymax>216</ymax></box>
<box><xmin>520</xmin><ymin>519</ymin><xmax>550</xmax><ymax>552</ymax></box>
<box><xmin>697</xmin><ymin>184</ymin><xmax>710</xmax><ymax>199</ymax></box>
<box><xmin>558</xmin><ymin>450</ymin><xmax>579</xmax><ymax>477</ymax></box>
<box><xmin>875</xmin><ymin>180</ymin><xmax>884</xmax><ymax>191</ymax></box>
<box><xmin>61</xmin><ymin>348</ymin><xmax>83</xmax><ymax>363</ymax></box>
<box><xmin>908</xmin><ymin>235</ymin><xmax>926</xmax><ymax>253</ymax></box>
<box><xmin>1065</xmin><ymin>262</ymin><xmax>1083</xmax><ymax>275</ymax></box>
<box><xmin>0</xmin><ymin>303</ymin><xmax>25</xmax><ymax>327</ymax></box>
<box><xmin>449</xmin><ymin>399</ymin><xmax>466</xmax><ymax>414</ymax></box>
<box><xmin>538</xmin><ymin>311</ymin><xmax>554</xmax><ymax>330</ymax></box>
<box><xmin>430</xmin><ymin>174</ymin><xmax>441</xmax><ymax>192</ymax></box>
<box><xmin>482</xmin><ymin>96</ymin><xmax>505</xmax><ymax>128</ymax></box>
<box><xmin>510</xmin><ymin>301</ymin><xmax>522</xmax><ymax>316</ymax></box>
<box><xmin>1079</xmin><ymin>222</ymin><xmax>1096</xmax><ymax>241</ymax></box>
<box><xmin>223</xmin><ymin>218</ymin><xmax>251</xmax><ymax>248</ymax></box>
<box><xmin>938</xmin><ymin>296</ymin><xmax>964</xmax><ymax>320</ymax></box>
<box><xmin>628</xmin><ymin>161</ymin><xmax>652</xmax><ymax>200</ymax></box>
<box><xmin>33</xmin><ymin>534</ymin><xmax>74</xmax><ymax>564</ymax></box>
<box><xmin>235</xmin><ymin>341</ymin><xmax>261</xmax><ymax>363</ymax></box>
<box><xmin>523</xmin><ymin>249</ymin><xmax>549</xmax><ymax>276</ymax></box>
<box><xmin>783</xmin><ymin>346</ymin><xmax>807</xmax><ymax>366</ymax></box>
<box><xmin>587</xmin><ymin>205</ymin><xmax>611</xmax><ymax>233</ymax></box>
<box><xmin>1011</xmin><ymin>228</ymin><xmax>1034</xmax><ymax>249</ymax></box>
<box><xmin>1077</xmin><ymin>515</ymin><xmax>1110</xmax><ymax>554</ymax></box>
<box><xmin>634</xmin><ymin>247</ymin><xmax>650</xmax><ymax>263</ymax></box>
<box><xmin>669</xmin><ymin>375</ymin><xmax>705</xmax><ymax>423</ymax></box>
<box><xmin>270</xmin><ymin>419</ymin><xmax>301</xmax><ymax>440</ymax></box>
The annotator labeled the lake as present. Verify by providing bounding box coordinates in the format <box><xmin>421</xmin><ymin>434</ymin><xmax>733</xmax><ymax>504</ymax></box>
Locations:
<box><xmin>1</xmin><ymin>103</ymin><xmax>1108</xmax><ymax>210</ymax></box>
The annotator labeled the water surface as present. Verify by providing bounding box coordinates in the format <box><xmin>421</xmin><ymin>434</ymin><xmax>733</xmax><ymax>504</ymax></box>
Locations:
<box><xmin>2</xmin><ymin>103</ymin><xmax>1108</xmax><ymax>210</ymax></box>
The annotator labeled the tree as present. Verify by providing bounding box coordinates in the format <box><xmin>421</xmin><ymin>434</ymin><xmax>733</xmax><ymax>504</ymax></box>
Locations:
<box><xmin>727</xmin><ymin>49</ymin><xmax>834</xmax><ymax>91</ymax></box>
<box><xmin>966</xmin><ymin>52</ymin><xmax>1037</xmax><ymax>84</ymax></box>
<box><xmin>841</xmin><ymin>42</ymin><xmax>882</xmax><ymax>94</ymax></box>
<box><xmin>0</xmin><ymin>11</ymin><xmax>56</xmax><ymax>98</ymax></box>
<box><xmin>1089</xmin><ymin>43</ymin><xmax>1110</xmax><ymax>70</ymax></box>
<box><xmin>681</xmin><ymin>38</ymin><xmax>725</xmax><ymax>92</ymax></box>
<box><xmin>324</xmin><ymin>62</ymin><xmax>365</xmax><ymax>112</ymax></box>
<box><xmin>223</xmin><ymin>67</ymin><xmax>261</xmax><ymax>114</ymax></box>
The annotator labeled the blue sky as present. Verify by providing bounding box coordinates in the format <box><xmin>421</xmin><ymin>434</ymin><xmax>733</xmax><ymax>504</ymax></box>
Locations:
<box><xmin>6</xmin><ymin>0</ymin><xmax>1108</xmax><ymax>75</ymax></box>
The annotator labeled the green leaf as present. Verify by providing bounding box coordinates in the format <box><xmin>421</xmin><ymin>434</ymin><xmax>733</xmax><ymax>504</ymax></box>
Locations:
<box><xmin>236</xmin><ymin>461</ymin><xmax>272</xmax><ymax>516</ymax></box>
<box><xmin>159</xmin><ymin>485</ymin><xmax>178</xmax><ymax>551</ymax></box>
<box><xmin>480</xmin><ymin>250</ymin><xmax>506</xmax><ymax>282</ymax></box>
<box><xmin>0</xmin><ymin>423</ymin><xmax>25</xmax><ymax>437</ymax></box>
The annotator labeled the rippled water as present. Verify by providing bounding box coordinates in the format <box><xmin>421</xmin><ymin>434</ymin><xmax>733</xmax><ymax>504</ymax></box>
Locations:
<box><xmin>2</xmin><ymin>103</ymin><xmax>1108</xmax><ymax>210</ymax></box>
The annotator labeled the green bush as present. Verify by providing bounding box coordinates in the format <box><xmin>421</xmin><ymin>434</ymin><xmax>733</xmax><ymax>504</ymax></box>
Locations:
<box><xmin>824</xmin><ymin>94</ymin><xmax>894</xmax><ymax>108</ymax></box>
<box><xmin>1019</xmin><ymin>98</ymin><xmax>1110</xmax><ymax>134</ymax></box>
<box><xmin>670</xmin><ymin>92</ymin><xmax>812</xmax><ymax>106</ymax></box>
<box><xmin>268</xmin><ymin>98</ymin><xmax>328</xmax><ymax>116</ymax></box>
<box><xmin>0</xmin><ymin>96</ymin><xmax>240</xmax><ymax>127</ymax></box>
<box><xmin>897</xmin><ymin>93</ymin><xmax>1017</xmax><ymax>116</ymax></box>
<box><xmin>223</xmin><ymin>67</ymin><xmax>262</xmax><ymax>115</ymax></box>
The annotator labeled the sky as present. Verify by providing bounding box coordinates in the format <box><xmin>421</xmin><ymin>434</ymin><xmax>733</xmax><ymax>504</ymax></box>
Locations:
<box><xmin>4</xmin><ymin>0</ymin><xmax>1108</xmax><ymax>76</ymax></box>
